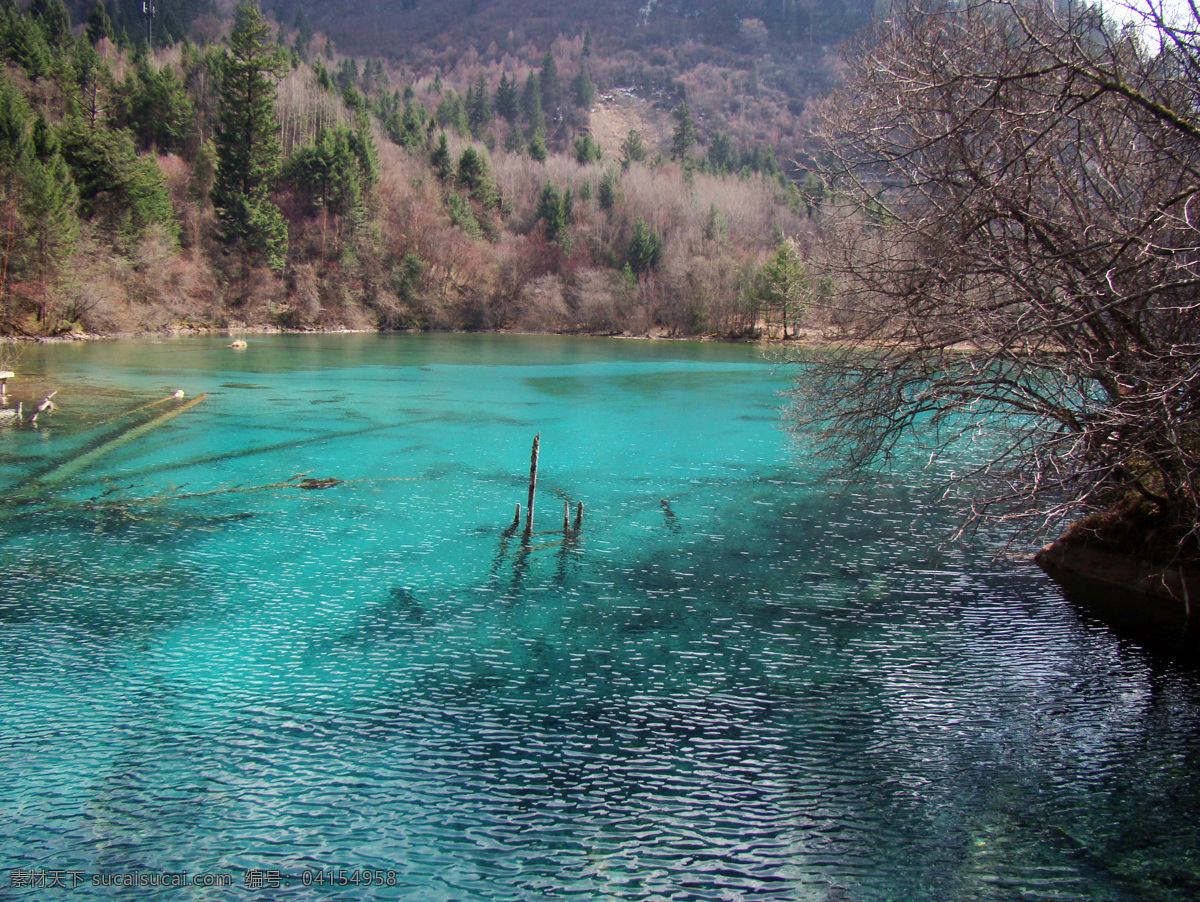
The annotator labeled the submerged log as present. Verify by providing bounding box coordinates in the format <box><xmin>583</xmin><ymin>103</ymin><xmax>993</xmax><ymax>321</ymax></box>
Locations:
<box><xmin>21</xmin><ymin>393</ymin><xmax>208</xmax><ymax>498</ymax></box>
<box><xmin>297</xmin><ymin>477</ymin><xmax>340</xmax><ymax>490</ymax></box>
<box><xmin>574</xmin><ymin>501</ymin><xmax>583</xmax><ymax>531</ymax></box>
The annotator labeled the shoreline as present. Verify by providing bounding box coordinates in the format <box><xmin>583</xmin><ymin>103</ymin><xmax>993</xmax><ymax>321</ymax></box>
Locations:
<box><xmin>0</xmin><ymin>324</ymin><xmax>833</xmax><ymax>346</ymax></box>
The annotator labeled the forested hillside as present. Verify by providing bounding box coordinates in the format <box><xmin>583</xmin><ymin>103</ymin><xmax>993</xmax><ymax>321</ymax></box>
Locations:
<box><xmin>0</xmin><ymin>0</ymin><xmax>847</xmax><ymax>337</ymax></box>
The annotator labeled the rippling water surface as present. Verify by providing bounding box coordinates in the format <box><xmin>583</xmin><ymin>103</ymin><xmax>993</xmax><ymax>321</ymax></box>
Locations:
<box><xmin>1</xmin><ymin>333</ymin><xmax>1198</xmax><ymax>901</ymax></box>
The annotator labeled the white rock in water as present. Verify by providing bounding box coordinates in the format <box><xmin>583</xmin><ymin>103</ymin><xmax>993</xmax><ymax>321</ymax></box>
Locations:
<box><xmin>173</xmin><ymin>390</ymin><xmax>185</xmax><ymax>398</ymax></box>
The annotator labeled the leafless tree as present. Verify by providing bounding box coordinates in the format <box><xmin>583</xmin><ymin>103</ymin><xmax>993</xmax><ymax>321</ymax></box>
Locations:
<box><xmin>793</xmin><ymin>0</ymin><xmax>1200</xmax><ymax>561</ymax></box>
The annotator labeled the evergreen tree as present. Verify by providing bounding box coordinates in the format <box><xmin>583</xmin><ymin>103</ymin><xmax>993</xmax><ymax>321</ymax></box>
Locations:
<box><xmin>573</xmin><ymin>133</ymin><xmax>602</xmax><ymax>164</ymax></box>
<box><xmin>467</xmin><ymin>72</ymin><xmax>492</xmax><ymax>138</ymax></box>
<box><xmin>494</xmin><ymin>72</ymin><xmax>519</xmax><ymax>123</ymax></box>
<box><xmin>539</xmin><ymin>50</ymin><xmax>560</xmax><ymax>117</ymax></box>
<box><xmin>707</xmin><ymin>131</ymin><xmax>734</xmax><ymax>173</ymax></box>
<box><xmin>619</xmin><ymin>129</ymin><xmax>645</xmax><ymax>169</ymax></box>
<box><xmin>520</xmin><ymin>72</ymin><xmax>543</xmax><ymax>133</ymax></box>
<box><xmin>85</xmin><ymin>0</ymin><xmax>113</xmax><ymax>46</ymax></box>
<box><xmin>350</xmin><ymin>111</ymin><xmax>379</xmax><ymax>195</ymax></box>
<box><xmin>0</xmin><ymin>4</ymin><xmax>52</xmax><ymax>79</ymax></box>
<box><xmin>293</xmin><ymin>4</ymin><xmax>313</xmax><ymax>60</ymax></box>
<box><xmin>429</xmin><ymin>130</ymin><xmax>451</xmax><ymax>181</ymax></box>
<box><xmin>455</xmin><ymin>145</ymin><xmax>499</xmax><ymax>209</ymax></box>
<box><xmin>671</xmin><ymin>101</ymin><xmax>696</xmax><ymax>160</ymax></box>
<box><xmin>60</xmin><ymin>114</ymin><xmax>175</xmax><ymax>236</ymax></box>
<box><xmin>582</xmin><ymin>27</ymin><xmax>593</xmax><ymax>58</ymax></box>
<box><xmin>753</xmin><ymin>235</ymin><xmax>806</xmax><ymax>339</ymax></box>
<box><xmin>283</xmin><ymin>123</ymin><xmax>362</xmax><ymax>219</ymax></box>
<box><xmin>211</xmin><ymin>0</ymin><xmax>287</xmax><ymax>270</ymax></box>
<box><xmin>28</xmin><ymin>0</ymin><xmax>71</xmax><ymax>49</ymax></box>
<box><xmin>395</xmin><ymin>100</ymin><xmax>427</xmax><ymax>149</ymax></box>
<box><xmin>335</xmin><ymin>58</ymin><xmax>359</xmax><ymax>94</ymax></box>
<box><xmin>597</xmin><ymin>167</ymin><xmax>619</xmax><ymax>210</ymax></box>
<box><xmin>435</xmin><ymin>90</ymin><xmax>469</xmax><ymax>136</ymax></box>
<box><xmin>535</xmin><ymin>181</ymin><xmax>572</xmax><ymax>247</ymax></box>
<box><xmin>527</xmin><ymin>127</ymin><xmax>547</xmax><ymax>162</ymax></box>
<box><xmin>626</xmin><ymin>216</ymin><xmax>663</xmax><ymax>274</ymax></box>
<box><xmin>0</xmin><ymin>77</ymin><xmax>77</xmax><ymax>315</ymax></box>
<box><xmin>572</xmin><ymin>64</ymin><xmax>595</xmax><ymax>110</ymax></box>
<box><xmin>71</xmin><ymin>40</ymin><xmax>116</xmax><ymax>130</ymax></box>
<box><xmin>122</xmin><ymin>55</ymin><xmax>195</xmax><ymax>153</ymax></box>
<box><xmin>502</xmin><ymin>121</ymin><xmax>524</xmax><ymax>154</ymax></box>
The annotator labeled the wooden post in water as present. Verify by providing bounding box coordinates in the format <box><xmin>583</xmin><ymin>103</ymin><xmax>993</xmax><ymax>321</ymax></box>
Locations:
<box><xmin>524</xmin><ymin>433</ymin><xmax>540</xmax><ymax>537</ymax></box>
<box><xmin>512</xmin><ymin>504</ymin><xmax>521</xmax><ymax>531</ymax></box>
<box><xmin>574</xmin><ymin>501</ymin><xmax>583</xmax><ymax>531</ymax></box>
<box><xmin>563</xmin><ymin>500</ymin><xmax>570</xmax><ymax>533</ymax></box>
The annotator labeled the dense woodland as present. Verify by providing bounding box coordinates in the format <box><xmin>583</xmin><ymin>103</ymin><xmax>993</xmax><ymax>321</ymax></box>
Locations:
<box><xmin>0</xmin><ymin>0</ymin><xmax>849</xmax><ymax>336</ymax></box>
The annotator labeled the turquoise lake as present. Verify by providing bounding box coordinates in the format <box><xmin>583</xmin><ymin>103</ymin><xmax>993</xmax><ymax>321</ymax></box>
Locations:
<box><xmin>0</xmin><ymin>332</ymin><xmax>1198</xmax><ymax>900</ymax></box>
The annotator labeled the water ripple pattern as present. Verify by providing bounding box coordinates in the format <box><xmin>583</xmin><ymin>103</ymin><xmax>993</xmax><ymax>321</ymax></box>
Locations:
<box><xmin>0</xmin><ymin>334</ymin><xmax>1198</xmax><ymax>901</ymax></box>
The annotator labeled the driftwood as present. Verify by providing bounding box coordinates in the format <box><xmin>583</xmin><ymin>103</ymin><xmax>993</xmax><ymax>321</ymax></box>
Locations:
<box><xmin>30</xmin><ymin>390</ymin><xmax>57</xmax><ymax>424</ymax></box>
<box><xmin>525</xmin><ymin>433</ymin><xmax>539</xmax><ymax>537</ymax></box>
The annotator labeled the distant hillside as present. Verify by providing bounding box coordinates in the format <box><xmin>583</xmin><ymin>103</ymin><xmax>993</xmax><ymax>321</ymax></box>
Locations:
<box><xmin>264</xmin><ymin>0</ymin><xmax>875</xmax><ymax>169</ymax></box>
<box><xmin>3</xmin><ymin>1</ymin><xmax>829</xmax><ymax>338</ymax></box>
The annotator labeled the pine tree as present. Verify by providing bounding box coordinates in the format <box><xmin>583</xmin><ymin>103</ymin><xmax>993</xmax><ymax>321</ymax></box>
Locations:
<box><xmin>211</xmin><ymin>0</ymin><xmax>287</xmax><ymax>270</ymax></box>
<box><xmin>626</xmin><ymin>216</ymin><xmax>663</xmax><ymax>274</ymax></box>
<box><xmin>527</xmin><ymin>127</ymin><xmax>547</xmax><ymax>163</ymax></box>
<box><xmin>535</xmin><ymin>181</ymin><xmax>572</xmax><ymax>247</ymax></box>
<box><xmin>283</xmin><ymin>124</ymin><xmax>362</xmax><ymax>219</ymax></box>
<box><xmin>573</xmin><ymin>133</ymin><xmax>602</xmax><ymax>164</ymax></box>
<box><xmin>293</xmin><ymin>4</ymin><xmax>313</xmax><ymax>60</ymax></box>
<box><xmin>540</xmin><ymin>50</ymin><xmax>560</xmax><ymax>117</ymax></box>
<box><xmin>619</xmin><ymin>129</ymin><xmax>645</xmax><ymax>169</ymax></box>
<box><xmin>494</xmin><ymin>72</ymin><xmax>519</xmax><ymax>123</ymax></box>
<box><xmin>28</xmin><ymin>0</ymin><xmax>72</xmax><ymax>49</ymax></box>
<box><xmin>597</xmin><ymin>167</ymin><xmax>619</xmax><ymax>210</ymax></box>
<box><xmin>0</xmin><ymin>78</ymin><xmax>77</xmax><ymax>316</ymax></box>
<box><xmin>430</xmin><ymin>130</ymin><xmax>452</xmax><ymax>181</ymax></box>
<box><xmin>572</xmin><ymin>64</ymin><xmax>595</xmax><ymax>110</ymax></box>
<box><xmin>671</xmin><ymin>101</ymin><xmax>696</xmax><ymax>161</ymax></box>
<box><xmin>467</xmin><ymin>72</ymin><xmax>492</xmax><ymax>138</ymax></box>
<box><xmin>502</xmin><ymin>121</ymin><xmax>524</xmax><ymax>154</ymax></box>
<box><xmin>753</xmin><ymin>235</ymin><xmax>806</xmax><ymax>339</ymax></box>
<box><xmin>521</xmin><ymin>72</ymin><xmax>543</xmax><ymax>133</ymax></box>
<box><xmin>122</xmin><ymin>55</ymin><xmax>195</xmax><ymax>152</ymax></box>
<box><xmin>455</xmin><ymin>145</ymin><xmax>499</xmax><ymax>210</ymax></box>
<box><xmin>85</xmin><ymin>1</ymin><xmax>113</xmax><ymax>46</ymax></box>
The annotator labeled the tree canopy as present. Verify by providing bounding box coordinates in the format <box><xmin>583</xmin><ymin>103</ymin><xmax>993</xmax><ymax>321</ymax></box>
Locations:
<box><xmin>795</xmin><ymin>0</ymin><xmax>1200</xmax><ymax>562</ymax></box>
<box><xmin>211</xmin><ymin>0</ymin><xmax>287</xmax><ymax>270</ymax></box>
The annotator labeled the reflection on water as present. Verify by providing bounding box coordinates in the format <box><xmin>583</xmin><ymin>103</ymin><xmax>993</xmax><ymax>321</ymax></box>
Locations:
<box><xmin>0</xmin><ymin>334</ymin><xmax>1198</xmax><ymax>901</ymax></box>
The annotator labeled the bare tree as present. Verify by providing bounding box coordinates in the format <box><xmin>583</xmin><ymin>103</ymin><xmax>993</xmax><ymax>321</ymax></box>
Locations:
<box><xmin>794</xmin><ymin>0</ymin><xmax>1200</xmax><ymax>562</ymax></box>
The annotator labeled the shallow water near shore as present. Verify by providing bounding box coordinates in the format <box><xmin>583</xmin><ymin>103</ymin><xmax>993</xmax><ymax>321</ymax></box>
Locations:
<box><xmin>1</xmin><ymin>333</ymin><xmax>1198</xmax><ymax>901</ymax></box>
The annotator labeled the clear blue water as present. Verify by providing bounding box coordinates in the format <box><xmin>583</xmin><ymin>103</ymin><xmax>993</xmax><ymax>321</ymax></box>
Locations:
<box><xmin>1</xmin><ymin>333</ymin><xmax>1198</xmax><ymax>901</ymax></box>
